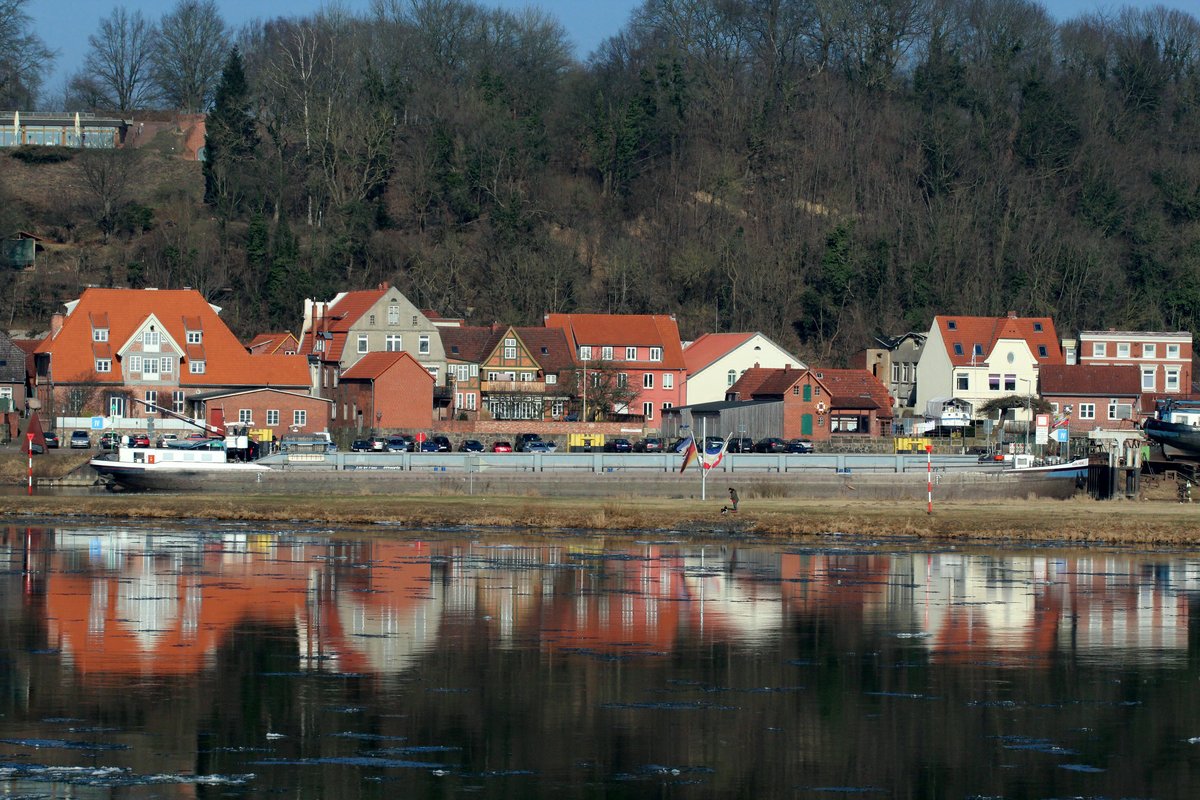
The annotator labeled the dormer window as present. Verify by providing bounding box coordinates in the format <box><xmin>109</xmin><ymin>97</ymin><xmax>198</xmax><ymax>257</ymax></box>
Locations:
<box><xmin>649</xmin><ymin>347</ymin><xmax>663</xmax><ymax>362</ymax></box>
<box><xmin>189</xmin><ymin>360</ymin><xmax>206</xmax><ymax>374</ymax></box>
<box><xmin>602</xmin><ymin>346</ymin><xmax>613</xmax><ymax>360</ymax></box>
<box><xmin>93</xmin><ymin>328</ymin><xmax>108</xmax><ymax>342</ymax></box>
<box><xmin>580</xmin><ymin>346</ymin><xmax>592</xmax><ymax>360</ymax></box>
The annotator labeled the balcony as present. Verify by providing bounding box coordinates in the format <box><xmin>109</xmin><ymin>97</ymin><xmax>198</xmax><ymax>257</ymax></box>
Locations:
<box><xmin>482</xmin><ymin>380</ymin><xmax>548</xmax><ymax>394</ymax></box>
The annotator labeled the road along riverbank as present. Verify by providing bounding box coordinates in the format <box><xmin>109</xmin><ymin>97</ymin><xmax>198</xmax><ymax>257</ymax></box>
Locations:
<box><xmin>3</xmin><ymin>493</ymin><xmax>1199</xmax><ymax>545</ymax></box>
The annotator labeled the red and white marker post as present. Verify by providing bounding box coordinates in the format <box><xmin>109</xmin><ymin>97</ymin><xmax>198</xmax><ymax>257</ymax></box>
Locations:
<box><xmin>925</xmin><ymin>444</ymin><xmax>933</xmax><ymax>515</ymax></box>
<box><xmin>27</xmin><ymin>433</ymin><xmax>34</xmax><ymax>496</ymax></box>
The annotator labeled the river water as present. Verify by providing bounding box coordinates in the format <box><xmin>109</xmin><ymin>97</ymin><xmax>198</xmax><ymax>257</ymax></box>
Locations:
<box><xmin>0</xmin><ymin>522</ymin><xmax>1198</xmax><ymax>798</ymax></box>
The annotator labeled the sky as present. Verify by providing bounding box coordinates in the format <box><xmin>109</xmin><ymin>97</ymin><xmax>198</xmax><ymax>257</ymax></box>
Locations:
<box><xmin>30</xmin><ymin>0</ymin><xmax>1200</xmax><ymax>101</ymax></box>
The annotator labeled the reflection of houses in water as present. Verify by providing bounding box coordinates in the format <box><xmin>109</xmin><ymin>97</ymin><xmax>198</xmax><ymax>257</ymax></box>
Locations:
<box><xmin>781</xmin><ymin>552</ymin><xmax>1192</xmax><ymax>663</ymax></box>
<box><xmin>40</xmin><ymin>531</ymin><xmax>438</xmax><ymax>678</ymax></box>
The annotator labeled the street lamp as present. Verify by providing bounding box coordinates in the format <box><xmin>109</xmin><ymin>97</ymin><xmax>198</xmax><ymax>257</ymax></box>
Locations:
<box><xmin>581</xmin><ymin>357</ymin><xmax>588</xmax><ymax>423</ymax></box>
<box><xmin>1019</xmin><ymin>378</ymin><xmax>1033</xmax><ymax>454</ymax></box>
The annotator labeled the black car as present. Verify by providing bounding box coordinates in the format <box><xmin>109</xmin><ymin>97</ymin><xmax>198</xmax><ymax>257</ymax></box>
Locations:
<box><xmin>753</xmin><ymin>437</ymin><xmax>788</xmax><ymax>453</ymax></box>
<box><xmin>604</xmin><ymin>437</ymin><xmax>633</xmax><ymax>453</ymax></box>
<box><xmin>418</xmin><ymin>440</ymin><xmax>440</xmax><ymax>452</ymax></box>
<box><xmin>460</xmin><ymin>439</ymin><xmax>485</xmax><ymax>453</ymax></box>
<box><xmin>386</xmin><ymin>436</ymin><xmax>413</xmax><ymax>452</ymax></box>
<box><xmin>727</xmin><ymin>437</ymin><xmax>755</xmax><ymax>453</ymax></box>
<box><xmin>784</xmin><ymin>439</ymin><xmax>814</xmax><ymax>453</ymax></box>
<box><xmin>43</xmin><ymin>431</ymin><xmax>59</xmax><ymax>449</ymax></box>
<box><xmin>351</xmin><ymin>439</ymin><xmax>373</xmax><ymax>452</ymax></box>
<box><xmin>432</xmin><ymin>435</ymin><xmax>452</xmax><ymax>452</ymax></box>
<box><xmin>633</xmin><ymin>437</ymin><xmax>663</xmax><ymax>453</ymax></box>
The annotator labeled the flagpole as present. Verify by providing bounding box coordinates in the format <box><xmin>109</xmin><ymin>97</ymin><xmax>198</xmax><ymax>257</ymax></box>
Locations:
<box><xmin>701</xmin><ymin>418</ymin><xmax>707</xmax><ymax>501</ymax></box>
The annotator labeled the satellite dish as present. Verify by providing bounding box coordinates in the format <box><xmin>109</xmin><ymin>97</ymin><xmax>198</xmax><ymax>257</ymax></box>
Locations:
<box><xmin>26</xmin><ymin>398</ymin><xmax>41</xmax><ymax>409</ymax></box>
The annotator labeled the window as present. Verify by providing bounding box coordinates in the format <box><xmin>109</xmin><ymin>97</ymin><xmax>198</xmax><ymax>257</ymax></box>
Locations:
<box><xmin>643</xmin><ymin>401</ymin><xmax>654</xmax><ymax>420</ymax></box>
<box><xmin>1037</xmin><ymin>345</ymin><xmax>1048</xmax><ymax>358</ymax></box>
<box><xmin>455</xmin><ymin>392</ymin><xmax>463</xmax><ymax>409</ymax></box>
<box><xmin>144</xmin><ymin>390</ymin><xmax>157</xmax><ymax>411</ymax></box>
<box><xmin>626</xmin><ymin>346</ymin><xmax>637</xmax><ymax>360</ymax></box>
<box><xmin>143</xmin><ymin>330</ymin><xmax>160</xmax><ymax>350</ymax></box>
<box><xmin>546</xmin><ymin>374</ymin><xmax>557</xmax><ymax>384</ymax></box>
<box><xmin>1033</xmin><ymin>322</ymin><xmax>1043</xmax><ymax>332</ymax></box>
<box><xmin>1117</xmin><ymin>342</ymin><xmax>1130</xmax><ymax>358</ymax></box>
<box><xmin>947</xmin><ymin>320</ymin><xmax>957</xmax><ymax>330</ymax></box>
<box><xmin>643</xmin><ymin>373</ymin><xmax>654</xmax><ymax>389</ymax></box>
<box><xmin>172</xmin><ymin>391</ymin><xmax>185</xmax><ymax>414</ymax></box>
<box><xmin>662</xmin><ymin>402</ymin><xmax>673</xmax><ymax>410</ymax></box>
<box><xmin>519</xmin><ymin>372</ymin><xmax>534</xmax><ymax>382</ymax></box>
<box><xmin>1142</xmin><ymin>368</ymin><xmax>1156</xmax><ymax>391</ymax></box>
<box><xmin>369</xmin><ymin>315</ymin><xmax>376</xmax><ymax>325</ymax></box>
<box><xmin>617</xmin><ymin>373</ymin><xmax>628</xmax><ymax>387</ymax></box>
<box><xmin>109</xmin><ymin>396</ymin><xmax>125</xmax><ymax>416</ymax></box>
<box><xmin>129</xmin><ymin>355</ymin><xmax>142</xmax><ymax>373</ymax></box>
<box><xmin>266</xmin><ymin>409</ymin><xmax>279</xmax><ymax>426</ymax></box>
<box><xmin>1167</xmin><ymin>344</ymin><xmax>1181</xmax><ymax>359</ymax></box>
<box><xmin>649</xmin><ymin>347</ymin><xmax>662</xmax><ymax>362</ymax></box>
<box><xmin>93</xmin><ymin>328</ymin><xmax>108</xmax><ymax>342</ymax></box>
<box><xmin>386</xmin><ymin>334</ymin><xmax>402</xmax><ymax>352</ymax></box>
<box><xmin>956</xmin><ymin>373</ymin><xmax>968</xmax><ymax>390</ymax></box>
<box><xmin>728</xmin><ymin>369</ymin><xmax>737</xmax><ymax>386</ymax></box>
<box><xmin>96</xmin><ymin>358</ymin><xmax>111</xmax><ymax>372</ymax></box>
<box><xmin>953</xmin><ymin>343</ymin><xmax>964</xmax><ymax>356</ymax></box>
<box><xmin>454</xmin><ymin>365</ymin><xmax>469</xmax><ymax>381</ymax></box>
<box><xmin>161</xmin><ymin>358</ymin><xmax>173</xmax><ymax>375</ymax></box>
<box><xmin>973</xmin><ymin>343</ymin><xmax>983</xmax><ymax>356</ymax></box>
<box><xmin>600</xmin><ymin>346</ymin><xmax>613</xmax><ymax>361</ymax></box>
<box><xmin>552</xmin><ymin>399</ymin><xmax>565</xmax><ymax>417</ymax></box>
<box><xmin>358</xmin><ymin>334</ymin><xmax>368</xmax><ymax>354</ymax></box>
<box><xmin>793</xmin><ymin>385</ymin><xmax>799</xmax><ymax>395</ymax></box>
<box><xmin>239</xmin><ymin>409</ymin><xmax>253</xmax><ymax>424</ymax></box>
<box><xmin>504</xmin><ymin>344</ymin><xmax>517</xmax><ymax>359</ymax></box>
<box><xmin>1065</xmin><ymin>346</ymin><xmax>1077</xmax><ymax>365</ymax></box>
<box><xmin>190</xmin><ymin>360</ymin><xmax>205</xmax><ymax>374</ymax></box>
<box><xmin>143</xmin><ymin>357</ymin><xmax>160</xmax><ymax>379</ymax></box>
<box><xmin>1004</xmin><ymin>374</ymin><xmax>1016</xmax><ymax>391</ymax></box>
<box><xmin>1050</xmin><ymin>402</ymin><xmax>1059</xmax><ymax>414</ymax></box>
<box><xmin>187</xmin><ymin>330</ymin><xmax>202</xmax><ymax>344</ymax></box>
<box><xmin>1166</xmin><ymin>368</ymin><xmax>1181</xmax><ymax>392</ymax></box>
<box><xmin>989</xmin><ymin>374</ymin><xmax>1000</xmax><ymax>391</ymax></box>
<box><xmin>1079</xmin><ymin>403</ymin><xmax>1096</xmax><ymax>419</ymax></box>
<box><xmin>466</xmin><ymin>393</ymin><xmax>477</xmax><ymax>411</ymax></box>
<box><xmin>892</xmin><ymin>363</ymin><xmax>901</xmax><ymax>383</ymax></box>
<box><xmin>419</xmin><ymin>335</ymin><xmax>430</xmax><ymax>355</ymax></box>
<box><xmin>663</xmin><ymin>373</ymin><xmax>674</xmax><ymax>389</ymax></box>
<box><xmin>1144</xmin><ymin>343</ymin><xmax>1156</xmax><ymax>358</ymax></box>
<box><xmin>387</xmin><ymin>305</ymin><xmax>399</xmax><ymax>324</ymax></box>
<box><xmin>470</xmin><ymin>364</ymin><xmax>478</xmax><ymax>377</ymax></box>
<box><xmin>426</xmin><ymin>366</ymin><xmax>439</xmax><ymax>380</ymax></box>
<box><xmin>1093</xmin><ymin>342</ymin><xmax>1106</xmax><ymax>357</ymax></box>
<box><xmin>293</xmin><ymin>410</ymin><xmax>307</xmax><ymax>427</ymax></box>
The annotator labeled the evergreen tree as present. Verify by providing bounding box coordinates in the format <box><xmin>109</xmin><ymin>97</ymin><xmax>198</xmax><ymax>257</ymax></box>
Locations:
<box><xmin>203</xmin><ymin>47</ymin><xmax>259</xmax><ymax>218</ymax></box>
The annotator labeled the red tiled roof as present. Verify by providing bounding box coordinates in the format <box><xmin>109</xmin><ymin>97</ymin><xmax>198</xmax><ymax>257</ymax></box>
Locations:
<box><xmin>1039</xmin><ymin>364</ymin><xmax>1140</xmax><ymax>396</ymax></box>
<box><xmin>513</xmin><ymin>327</ymin><xmax>574</xmax><ymax>374</ymax></box>
<box><xmin>727</xmin><ymin>366</ymin><xmax>779</xmax><ymax>399</ymax></box>
<box><xmin>441</xmin><ymin>326</ymin><xmax>503</xmax><ymax>363</ymax></box>
<box><xmin>298</xmin><ymin>286</ymin><xmax>390</xmax><ymax>362</ymax></box>
<box><xmin>935</xmin><ymin>315</ymin><xmax>1063</xmax><ymax>367</ymax></box>
<box><xmin>683</xmin><ymin>333</ymin><xmax>755</xmax><ymax>374</ymax></box>
<box><xmin>754</xmin><ymin>366</ymin><xmax>810</xmax><ymax>395</ymax></box>
<box><xmin>813</xmin><ymin>368</ymin><xmax>894</xmax><ymax>415</ymax></box>
<box><xmin>247</xmin><ymin>332</ymin><xmax>299</xmax><ymax>355</ymax></box>
<box><xmin>543</xmin><ymin>313</ymin><xmax>686</xmax><ymax>369</ymax></box>
<box><xmin>340</xmin><ymin>351</ymin><xmax>433</xmax><ymax>382</ymax></box>
<box><xmin>35</xmin><ymin>288</ymin><xmax>309</xmax><ymax>387</ymax></box>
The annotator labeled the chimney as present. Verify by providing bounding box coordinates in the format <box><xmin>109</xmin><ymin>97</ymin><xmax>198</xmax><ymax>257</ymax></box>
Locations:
<box><xmin>50</xmin><ymin>313</ymin><xmax>64</xmax><ymax>337</ymax></box>
<box><xmin>1007</xmin><ymin>310</ymin><xmax>1017</xmax><ymax>318</ymax></box>
<box><xmin>377</xmin><ymin>281</ymin><xmax>389</xmax><ymax>291</ymax></box>
<box><xmin>783</xmin><ymin>362</ymin><xmax>790</xmax><ymax>370</ymax></box>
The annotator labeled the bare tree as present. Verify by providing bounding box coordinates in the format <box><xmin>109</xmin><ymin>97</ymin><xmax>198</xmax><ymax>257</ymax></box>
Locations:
<box><xmin>0</xmin><ymin>0</ymin><xmax>54</xmax><ymax>108</ymax></box>
<box><xmin>76</xmin><ymin>148</ymin><xmax>141</xmax><ymax>243</ymax></box>
<box><xmin>153</xmin><ymin>0</ymin><xmax>228</xmax><ymax>112</ymax></box>
<box><xmin>83</xmin><ymin>7</ymin><xmax>159</xmax><ymax>111</ymax></box>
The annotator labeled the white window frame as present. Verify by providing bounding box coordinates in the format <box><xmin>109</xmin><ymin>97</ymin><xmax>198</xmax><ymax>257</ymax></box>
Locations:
<box><xmin>1143</xmin><ymin>343</ymin><xmax>1156</xmax><ymax>359</ymax></box>
<box><xmin>504</xmin><ymin>345</ymin><xmax>517</xmax><ymax>360</ymax></box>
<box><xmin>643</xmin><ymin>401</ymin><xmax>654</xmax><ymax>420</ymax></box>
<box><xmin>266</xmin><ymin>409</ymin><xmax>280</xmax><ymax>426</ymax></box>
<box><xmin>625</xmin><ymin>346</ymin><xmax>637</xmax><ymax>360</ymax></box>
<box><xmin>419</xmin><ymin>334</ymin><xmax>431</xmax><ymax>355</ymax></box>
<box><xmin>161</xmin><ymin>358</ymin><xmax>173</xmax><ymax>375</ymax></box>
<box><xmin>1167</xmin><ymin>344</ymin><xmax>1181</xmax><ymax>359</ymax></box>
<box><xmin>129</xmin><ymin>355</ymin><xmax>142</xmax><ymax>373</ymax></box>
<box><xmin>93</xmin><ymin>328</ymin><xmax>108</xmax><ymax>342</ymax></box>
<box><xmin>238</xmin><ymin>409</ymin><xmax>253</xmax><ymax>424</ymax></box>
<box><xmin>579</xmin><ymin>346</ymin><xmax>592</xmax><ymax>360</ymax></box>
<box><xmin>95</xmin><ymin>358</ymin><xmax>111</xmax><ymax>373</ymax></box>
<box><xmin>1142</xmin><ymin>368</ymin><xmax>1156</xmax><ymax>391</ymax></box>
<box><xmin>143</xmin><ymin>330</ymin><xmax>160</xmax><ymax>350</ymax></box>
<box><xmin>143</xmin><ymin>357</ymin><xmax>160</xmax><ymax>379</ymax></box>
<box><xmin>186</xmin><ymin>330</ymin><xmax>202</xmax><ymax>344</ymax></box>
<box><xmin>643</xmin><ymin>373</ymin><xmax>654</xmax><ymax>389</ymax></box>
<box><xmin>1117</xmin><ymin>342</ymin><xmax>1130</xmax><ymax>358</ymax></box>
<box><xmin>144</xmin><ymin>390</ymin><xmax>157</xmax><ymax>411</ymax></box>
<box><xmin>1166</xmin><ymin>368</ymin><xmax>1181</xmax><ymax>392</ymax></box>
<box><xmin>172</xmin><ymin>391</ymin><xmax>185</xmax><ymax>414</ymax></box>
<box><xmin>357</xmin><ymin>334</ymin><xmax>368</xmax><ymax>354</ymax></box>
<box><xmin>649</xmin><ymin>347</ymin><xmax>663</xmax><ymax>362</ymax></box>
<box><xmin>1092</xmin><ymin>342</ymin><xmax>1106</xmax><ymax>357</ymax></box>
<box><xmin>293</xmin><ymin>409</ymin><xmax>307</xmax><ymax>427</ymax></box>
<box><xmin>727</xmin><ymin>369</ymin><xmax>737</xmax><ymax>386</ymax></box>
<box><xmin>190</xmin><ymin>360</ymin><xmax>206</xmax><ymax>374</ymax></box>
<box><xmin>1079</xmin><ymin>403</ymin><xmax>1096</xmax><ymax>420</ymax></box>
<box><xmin>545</xmin><ymin>374</ymin><xmax>557</xmax><ymax>385</ymax></box>
<box><xmin>601</xmin><ymin>346</ymin><xmax>613</xmax><ymax>360</ymax></box>
<box><xmin>663</xmin><ymin>373</ymin><xmax>674</xmax><ymax>390</ymax></box>
<box><xmin>956</xmin><ymin>373</ymin><xmax>969</xmax><ymax>391</ymax></box>
<box><xmin>385</xmin><ymin>334</ymin><xmax>402</xmax><ymax>352</ymax></box>
<box><xmin>387</xmin><ymin>305</ymin><xmax>400</xmax><ymax>325</ymax></box>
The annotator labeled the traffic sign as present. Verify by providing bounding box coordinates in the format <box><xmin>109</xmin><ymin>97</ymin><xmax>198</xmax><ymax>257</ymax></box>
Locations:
<box><xmin>1052</xmin><ymin>428</ymin><xmax>1069</xmax><ymax>443</ymax></box>
<box><xmin>415</xmin><ymin>432</ymin><xmax>427</xmax><ymax>443</ymax></box>
<box><xmin>90</xmin><ymin>416</ymin><xmax>105</xmax><ymax>429</ymax></box>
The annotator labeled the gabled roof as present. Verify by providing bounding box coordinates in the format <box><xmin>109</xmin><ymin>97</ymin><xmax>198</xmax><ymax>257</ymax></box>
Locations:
<box><xmin>875</xmin><ymin>331</ymin><xmax>927</xmax><ymax>350</ymax></box>
<box><xmin>247</xmin><ymin>332</ymin><xmax>299</xmax><ymax>355</ymax></box>
<box><xmin>683</xmin><ymin>333</ymin><xmax>755</xmax><ymax>373</ymax></box>
<box><xmin>934</xmin><ymin>314</ymin><xmax>1063</xmax><ymax>367</ymax></box>
<box><xmin>34</xmin><ymin>288</ymin><xmax>309</xmax><ymax>387</ymax></box>
<box><xmin>441</xmin><ymin>326</ymin><xmax>503</xmax><ymax>364</ymax></box>
<box><xmin>297</xmin><ymin>286</ymin><xmax>391</xmax><ymax>362</ymax></box>
<box><xmin>340</xmin><ymin>351</ymin><xmax>433</xmax><ymax>382</ymax></box>
<box><xmin>726</xmin><ymin>366</ymin><xmax>786</xmax><ymax>399</ymax></box>
<box><xmin>813</xmin><ymin>368</ymin><xmax>894</xmax><ymax>414</ymax></box>
<box><xmin>0</xmin><ymin>332</ymin><xmax>26</xmax><ymax>383</ymax></box>
<box><xmin>512</xmin><ymin>327</ymin><xmax>573</xmax><ymax>374</ymax></box>
<box><xmin>543</xmin><ymin>313</ymin><xmax>686</xmax><ymax>369</ymax></box>
<box><xmin>11</xmin><ymin>338</ymin><xmax>39</xmax><ymax>380</ymax></box>
<box><xmin>1039</xmin><ymin>365</ymin><xmax>1140</xmax><ymax>396</ymax></box>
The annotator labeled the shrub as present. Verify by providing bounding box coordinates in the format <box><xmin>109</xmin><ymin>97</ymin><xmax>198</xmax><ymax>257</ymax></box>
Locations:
<box><xmin>10</xmin><ymin>145</ymin><xmax>75</xmax><ymax>164</ymax></box>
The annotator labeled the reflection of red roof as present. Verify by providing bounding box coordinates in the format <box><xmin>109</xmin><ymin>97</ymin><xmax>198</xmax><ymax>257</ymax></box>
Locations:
<box><xmin>34</xmin><ymin>288</ymin><xmax>309</xmax><ymax>387</ymax></box>
<box><xmin>683</xmin><ymin>333</ymin><xmax>754</xmax><ymax>374</ymax></box>
<box><xmin>543</xmin><ymin>313</ymin><xmax>685</xmax><ymax>368</ymax></box>
<box><xmin>935</xmin><ymin>315</ymin><xmax>1063</xmax><ymax>367</ymax></box>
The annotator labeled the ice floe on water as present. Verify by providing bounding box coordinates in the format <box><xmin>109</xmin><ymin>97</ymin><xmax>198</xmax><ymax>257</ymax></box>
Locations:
<box><xmin>0</xmin><ymin>764</ymin><xmax>254</xmax><ymax>787</ymax></box>
<box><xmin>0</xmin><ymin>738</ymin><xmax>128</xmax><ymax>751</ymax></box>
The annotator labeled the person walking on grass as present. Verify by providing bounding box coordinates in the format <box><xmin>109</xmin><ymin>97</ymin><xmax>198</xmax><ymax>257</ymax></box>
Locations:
<box><xmin>722</xmin><ymin>487</ymin><xmax>740</xmax><ymax>514</ymax></box>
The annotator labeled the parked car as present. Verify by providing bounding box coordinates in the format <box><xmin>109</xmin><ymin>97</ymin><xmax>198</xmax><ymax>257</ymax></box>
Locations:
<box><xmin>156</xmin><ymin>433</ymin><xmax>179</xmax><ymax>448</ymax></box>
<box><xmin>351</xmin><ymin>439</ymin><xmax>373</xmax><ymax>452</ymax></box>
<box><xmin>460</xmin><ymin>439</ymin><xmax>485</xmax><ymax>453</ymax></box>
<box><xmin>753</xmin><ymin>437</ymin><xmax>788</xmax><ymax>453</ymax></box>
<box><xmin>491</xmin><ymin>441</ymin><xmax>513</xmax><ymax>453</ymax></box>
<box><xmin>524</xmin><ymin>441</ymin><xmax>552</xmax><ymax>453</ymax></box>
<box><xmin>43</xmin><ymin>431</ymin><xmax>60</xmax><ymax>449</ymax></box>
<box><xmin>386</xmin><ymin>436</ymin><xmax>413</xmax><ymax>452</ymax></box>
<box><xmin>516</xmin><ymin>433</ymin><xmax>543</xmax><ymax>452</ymax></box>
<box><xmin>604</xmin><ymin>438</ymin><xmax>633</xmax><ymax>453</ymax></box>
<box><xmin>785</xmin><ymin>439</ymin><xmax>814</xmax><ymax>453</ymax></box>
<box><xmin>633</xmin><ymin>437</ymin><xmax>663</xmax><ymax>453</ymax></box>
<box><xmin>69</xmin><ymin>430</ymin><xmax>91</xmax><ymax>449</ymax></box>
<box><xmin>727</xmin><ymin>437</ymin><xmax>755</xmax><ymax>453</ymax></box>
<box><xmin>669</xmin><ymin>438</ymin><xmax>691</xmax><ymax>453</ymax></box>
<box><xmin>431</xmin><ymin>435</ymin><xmax>452</xmax><ymax>452</ymax></box>
<box><xmin>418</xmin><ymin>439</ymin><xmax>441</xmax><ymax>452</ymax></box>
<box><xmin>99</xmin><ymin>432</ymin><xmax>121</xmax><ymax>450</ymax></box>
<box><xmin>131</xmin><ymin>433</ymin><xmax>151</xmax><ymax>448</ymax></box>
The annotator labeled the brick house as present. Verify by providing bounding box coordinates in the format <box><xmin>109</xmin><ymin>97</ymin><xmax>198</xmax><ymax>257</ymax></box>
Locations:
<box><xmin>441</xmin><ymin>325</ymin><xmax>576</xmax><ymax>421</ymax></box>
<box><xmin>297</xmin><ymin>283</ymin><xmax>448</xmax><ymax>401</ymax></box>
<box><xmin>247</xmin><ymin>332</ymin><xmax>300</xmax><ymax>355</ymax></box>
<box><xmin>683</xmin><ymin>332</ymin><xmax>803</xmax><ymax>405</ymax></box>
<box><xmin>1039</xmin><ymin>364</ymin><xmax>1142</xmax><ymax>432</ymax></box>
<box><xmin>915</xmin><ymin>313</ymin><xmax>1063</xmax><ymax>423</ymax></box>
<box><xmin>728</xmin><ymin>366</ymin><xmax>893</xmax><ymax>440</ymax></box>
<box><xmin>189</xmin><ymin>388</ymin><xmax>332</xmax><ymax>441</ymax></box>
<box><xmin>1073</xmin><ymin>330</ymin><xmax>1192</xmax><ymax>395</ymax></box>
<box><xmin>32</xmin><ymin>288</ymin><xmax>311</xmax><ymax>429</ymax></box>
<box><xmin>333</xmin><ymin>351</ymin><xmax>434</xmax><ymax>433</ymax></box>
<box><xmin>543</xmin><ymin>313</ymin><xmax>687</xmax><ymax>428</ymax></box>
<box><xmin>0</xmin><ymin>331</ymin><xmax>29</xmax><ymax>415</ymax></box>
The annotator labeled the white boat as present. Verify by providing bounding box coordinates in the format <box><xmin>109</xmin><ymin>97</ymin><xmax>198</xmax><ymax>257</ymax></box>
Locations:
<box><xmin>90</xmin><ymin>439</ymin><xmax>273</xmax><ymax>492</ymax></box>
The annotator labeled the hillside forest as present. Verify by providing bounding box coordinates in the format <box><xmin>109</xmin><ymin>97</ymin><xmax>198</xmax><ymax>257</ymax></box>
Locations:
<box><xmin>3</xmin><ymin>0</ymin><xmax>1200</xmax><ymax>366</ymax></box>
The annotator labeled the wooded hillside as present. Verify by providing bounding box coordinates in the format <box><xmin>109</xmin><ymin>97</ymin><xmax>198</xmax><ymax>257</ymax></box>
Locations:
<box><xmin>5</xmin><ymin>0</ymin><xmax>1200</xmax><ymax>366</ymax></box>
